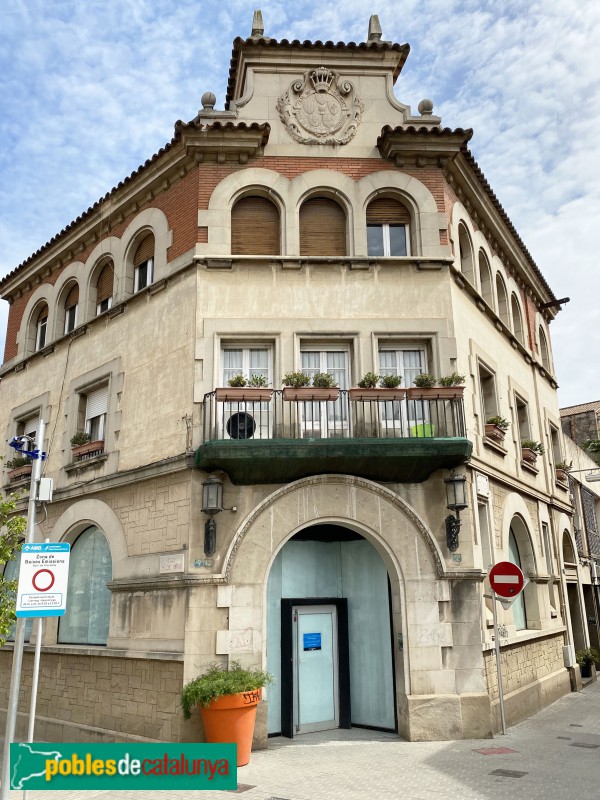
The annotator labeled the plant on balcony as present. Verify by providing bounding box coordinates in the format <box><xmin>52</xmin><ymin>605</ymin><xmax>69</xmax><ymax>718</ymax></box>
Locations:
<box><xmin>216</xmin><ymin>372</ymin><xmax>272</xmax><ymax>402</ymax></box>
<box><xmin>5</xmin><ymin>454</ymin><xmax>33</xmax><ymax>482</ymax></box>
<box><xmin>438</xmin><ymin>372</ymin><xmax>466</xmax><ymax>387</ymax></box>
<box><xmin>485</xmin><ymin>415</ymin><xmax>510</xmax><ymax>443</ymax></box>
<box><xmin>413</xmin><ymin>373</ymin><xmax>436</xmax><ymax>389</ymax></box>
<box><xmin>555</xmin><ymin>460</ymin><xmax>572</xmax><ymax>484</ymax></box>
<box><xmin>282</xmin><ymin>371</ymin><xmax>338</xmax><ymax>401</ymax></box>
<box><xmin>521</xmin><ymin>439</ymin><xmax>544</xmax><ymax>465</ymax></box>
<box><xmin>70</xmin><ymin>431</ymin><xmax>92</xmax><ymax>447</ymax></box>
<box><xmin>5</xmin><ymin>455</ymin><xmax>32</xmax><ymax>470</ymax></box>
<box><xmin>350</xmin><ymin>372</ymin><xmax>405</xmax><ymax>401</ymax></box>
<box><xmin>357</xmin><ymin>372</ymin><xmax>379</xmax><ymax>389</ymax></box>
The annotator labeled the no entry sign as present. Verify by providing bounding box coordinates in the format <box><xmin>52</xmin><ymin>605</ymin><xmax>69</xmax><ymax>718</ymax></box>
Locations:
<box><xmin>489</xmin><ymin>561</ymin><xmax>525</xmax><ymax>598</ymax></box>
<box><xmin>16</xmin><ymin>542</ymin><xmax>70</xmax><ymax>617</ymax></box>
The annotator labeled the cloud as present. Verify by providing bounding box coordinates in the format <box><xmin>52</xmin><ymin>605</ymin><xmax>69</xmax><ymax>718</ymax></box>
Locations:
<box><xmin>0</xmin><ymin>0</ymin><xmax>598</xmax><ymax>406</ymax></box>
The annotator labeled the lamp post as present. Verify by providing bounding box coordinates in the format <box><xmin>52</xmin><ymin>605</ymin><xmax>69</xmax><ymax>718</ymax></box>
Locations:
<box><xmin>444</xmin><ymin>473</ymin><xmax>468</xmax><ymax>552</ymax></box>
<box><xmin>202</xmin><ymin>475</ymin><xmax>224</xmax><ymax>557</ymax></box>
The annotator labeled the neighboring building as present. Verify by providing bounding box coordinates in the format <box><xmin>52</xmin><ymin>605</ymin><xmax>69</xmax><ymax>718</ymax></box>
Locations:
<box><xmin>561</xmin><ymin>400</ymin><xmax>600</xmax><ymax>463</ymax></box>
<box><xmin>0</xmin><ymin>15</ymin><xmax>578</xmax><ymax>745</ymax></box>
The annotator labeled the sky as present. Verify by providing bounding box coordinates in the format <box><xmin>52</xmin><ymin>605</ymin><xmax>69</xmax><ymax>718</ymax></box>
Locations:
<box><xmin>0</xmin><ymin>0</ymin><xmax>598</xmax><ymax>408</ymax></box>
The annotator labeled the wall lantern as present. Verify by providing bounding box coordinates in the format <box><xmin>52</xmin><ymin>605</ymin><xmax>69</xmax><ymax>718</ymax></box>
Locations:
<box><xmin>444</xmin><ymin>473</ymin><xmax>468</xmax><ymax>552</ymax></box>
<box><xmin>202</xmin><ymin>475</ymin><xmax>224</xmax><ymax>557</ymax></box>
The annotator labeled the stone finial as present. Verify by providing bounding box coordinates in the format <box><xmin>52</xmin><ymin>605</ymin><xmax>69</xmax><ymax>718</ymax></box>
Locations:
<box><xmin>201</xmin><ymin>92</ymin><xmax>216</xmax><ymax>111</ymax></box>
<box><xmin>368</xmin><ymin>14</ymin><xmax>382</xmax><ymax>42</ymax></box>
<box><xmin>418</xmin><ymin>98</ymin><xmax>434</xmax><ymax>116</ymax></box>
<box><xmin>251</xmin><ymin>9</ymin><xmax>264</xmax><ymax>37</ymax></box>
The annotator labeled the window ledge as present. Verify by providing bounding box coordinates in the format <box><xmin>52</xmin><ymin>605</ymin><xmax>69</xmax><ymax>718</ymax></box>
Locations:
<box><xmin>482</xmin><ymin>625</ymin><xmax>566</xmax><ymax>652</ymax></box>
<box><xmin>2</xmin><ymin>642</ymin><xmax>184</xmax><ymax>661</ymax></box>
<box><xmin>64</xmin><ymin>453</ymin><xmax>108</xmax><ymax>474</ymax></box>
<box><xmin>521</xmin><ymin>459</ymin><xmax>539</xmax><ymax>475</ymax></box>
<box><xmin>483</xmin><ymin>436</ymin><xmax>507</xmax><ymax>456</ymax></box>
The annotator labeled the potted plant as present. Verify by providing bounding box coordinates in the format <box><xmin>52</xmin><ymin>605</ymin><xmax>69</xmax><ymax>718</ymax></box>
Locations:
<box><xmin>555</xmin><ymin>460</ymin><xmax>572</xmax><ymax>484</ymax></box>
<box><xmin>349</xmin><ymin>372</ymin><xmax>405</xmax><ymax>401</ymax></box>
<box><xmin>215</xmin><ymin>373</ymin><xmax>273</xmax><ymax>402</ymax></box>
<box><xmin>181</xmin><ymin>661</ymin><xmax>273</xmax><ymax>766</ymax></box>
<box><xmin>575</xmin><ymin>647</ymin><xmax>600</xmax><ymax>679</ymax></box>
<box><xmin>70</xmin><ymin>430</ymin><xmax>104</xmax><ymax>460</ymax></box>
<box><xmin>521</xmin><ymin>439</ymin><xmax>544</xmax><ymax>465</ymax></box>
<box><xmin>5</xmin><ymin>455</ymin><xmax>32</xmax><ymax>482</ymax></box>
<box><xmin>485</xmin><ymin>415</ymin><xmax>510</xmax><ymax>443</ymax></box>
<box><xmin>282</xmin><ymin>371</ymin><xmax>339</xmax><ymax>401</ymax></box>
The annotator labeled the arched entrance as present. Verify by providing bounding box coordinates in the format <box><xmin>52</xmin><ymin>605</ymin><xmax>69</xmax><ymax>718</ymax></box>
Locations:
<box><xmin>266</xmin><ymin>523</ymin><xmax>395</xmax><ymax>736</ymax></box>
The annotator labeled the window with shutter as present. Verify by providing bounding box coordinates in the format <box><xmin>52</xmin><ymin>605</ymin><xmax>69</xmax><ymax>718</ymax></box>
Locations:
<box><xmin>64</xmin><ymin>283</ymin><xmax>79</xmax><ymax>333</ymax></box>
<box><xmin>96</xmin><ymin>261</ymin><xmax>114</xmax><ymax>314</ymax></box>
<box><xmin>19</xmin><ymin>413</ymin><xmax>40</xmax><ymax>441</ymax></box>
<box><xmin>134</xmin><ymin>234</ymin><xmax>154</xmax><ymax>292</ymax></box>
<box><xmin>366</xmin><ymin>197</ymin><xmax>410</xmax><ymax>257</ymax></box>
<box><xmin>85</xmin><ymin>384</ymin><xmax>108</xmax><ymax>441</ymax></box>
<box><xmin>299</xmin><ymin>197</ymin><xmax>347</xmax><ymax>257</ymax></box>
<box><xmin>35</xmin><ymin>304</ymin><xmax>48</xmax><ymax>350</ymax></box>
<box><xmin>231</xmin><ymin>196</ymin><xmax>280</xmax><ymax>255</ymax></box>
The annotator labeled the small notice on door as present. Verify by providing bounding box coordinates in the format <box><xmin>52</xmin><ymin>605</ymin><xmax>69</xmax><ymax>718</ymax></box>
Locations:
<box><xmin>303</xmin><ymin>632</ymin><xmax>322</xmax><ymax>651</ymax></box>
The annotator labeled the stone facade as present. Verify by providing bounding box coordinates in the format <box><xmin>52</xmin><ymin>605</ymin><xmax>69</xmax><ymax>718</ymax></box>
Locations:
<box><xmin>0</xmin><ymin>16</ymin><xmax>578</xmax><ymax>747</ymax></box>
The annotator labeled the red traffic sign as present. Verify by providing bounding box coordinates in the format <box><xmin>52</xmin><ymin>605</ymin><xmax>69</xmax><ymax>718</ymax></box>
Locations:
<box><xmin>489</xmin><ymin>561</ymin><xmax>525</xmax><ymax>598</ymax></box>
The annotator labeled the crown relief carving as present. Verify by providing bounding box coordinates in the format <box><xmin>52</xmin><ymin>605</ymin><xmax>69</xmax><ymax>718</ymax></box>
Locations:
<box><xmin>277</xmin><ymin>66</ymin><xmax>364</xmax><ymax>145</ymax></box>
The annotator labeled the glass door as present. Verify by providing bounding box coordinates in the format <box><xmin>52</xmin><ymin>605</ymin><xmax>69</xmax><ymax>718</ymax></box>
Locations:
<box><xmin>300</xmin><ymin>350</ymin><xmax>349</xmax><ymax>438</ymax></box>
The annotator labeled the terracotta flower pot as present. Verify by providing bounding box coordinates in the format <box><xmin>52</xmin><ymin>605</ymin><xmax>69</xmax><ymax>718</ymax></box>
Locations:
<box><xmin>407</xmin><ymin>386</ymin><xmax>465</xmax><ymax>400</ymax></box>
<box><xmin>555</xmin><ymin>468</ymin><xmax>568</xmax><ymax>484</ymax></box>
<box><xmin>200</xmin><ymin>690</ymin><xmax>261</xmax><ymax>767</ymax></box>
<box><xmin>283</xmin><ymin>387</ymin><xmax>339</xmax><ymax>401</ymax></box>
<box><xmin>485</xmin><ymin>423</ymin><xmax>507</xmax><ymax>443</ymax></box>
<box><xmin>71</xmin><ymin>440</ymin><xmax>104</xmax><ymax>459</ymax></box>
<box><xmin>349</xmin><ymin>388</ymin><xmax>406</xmax><ymax>401</ymax></box>
<box><xmin>7</xmin><ymin>464</ymin><xmax>33</xmax><ymax>481</ymax></box>
<box><xmin>521</xmin><ymin>447</ymin><xmax>538</xmax><ymax>465</ymax></box>
<box><xmin>215</xmin><ymin>387</ymin><xmax>273</xmax><ymax>402</ymax></box>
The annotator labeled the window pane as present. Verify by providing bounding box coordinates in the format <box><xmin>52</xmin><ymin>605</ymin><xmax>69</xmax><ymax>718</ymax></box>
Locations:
<box><xmin>367</xmin><ymin>226</ymin><xmax>384</xmax><ymax>257</ymax></box>
<box><xmin>58</xmin><ymin>527</ymin><xmax>112</xmax><ymax>645</ymax></box>
<box><xmin>223</xmin><ymin>349</ymin><xmax>243</xmax><ymax>384</ymax></box>
<box><xmin>509</xmin><ymin>530</ymin><xmax>527</xmax><ymax>630</ymax></box>
<box><xmin>402</xmin><ymin>350</ymin><xmax>424</xmax><ymax>387</ymax></box>
<box><xmin>249</xmin><ymin>349</ymin><xmax>269</xmax><ymax>382</ymax></box>
<box><xmin>389</xmin><ymin>225</ymin><xmax>407</xmax><ymax>256</ymax></box>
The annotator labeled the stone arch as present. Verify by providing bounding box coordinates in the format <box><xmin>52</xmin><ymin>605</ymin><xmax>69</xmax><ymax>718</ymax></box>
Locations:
<box><xmin>499</xmin><ymin>492</ymin><xmax>538</xmax><ymax>573</ymax></box>
<box><xmin>200</xmin><ymin>168</ymin><xmax>291</xmax><ymax>256</ymax></box>
<box><xmin>84</xmin><ymin>237</ymin><xmax>121</xmax><ymax>319</ymax></box>
<box><xmin>18</xmin><ymin>284</ymin><xmax>55</xmax><ymax>356</ymax></box>
<box><xmin>119</xmin><ymin>208</ymin><xmax>172</xmax><ymax>300</ymax></box>
<box><xmin>449</xmin><ymin>203</ymin><xmax>477</xmax><ymax>284</ymax></box>
<box><xmin>52</xmin><ymin>263</ymin><xmax>84</xmax><ymax>338</ymax></box>
<box><xmin>291</xmin><ymin>170</ymin><xmax>356</xmax><ymax>257</ymax></box>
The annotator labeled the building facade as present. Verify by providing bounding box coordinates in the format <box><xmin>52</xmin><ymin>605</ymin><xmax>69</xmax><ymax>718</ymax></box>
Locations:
<box><xmin>1</xmin><ymin>15</ymin><xmax>578</xmax><ymax>745</ymax></box>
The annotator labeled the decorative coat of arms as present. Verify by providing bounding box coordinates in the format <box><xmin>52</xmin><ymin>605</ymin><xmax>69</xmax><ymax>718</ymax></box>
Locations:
<box><xmin>277</xmin><ymin>67</ymin><xmax>364</xmax><ymax>146</ymax></box>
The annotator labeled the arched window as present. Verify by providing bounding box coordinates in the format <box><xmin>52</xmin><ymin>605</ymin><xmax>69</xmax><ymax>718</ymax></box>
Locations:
<box><xmin>34</xmin><ymin>303</ymin><xmax>49</xmax><ymax>351</ymax></box>
<box><xmin>299</xmin><ymin>197</ymin><xmax>346</xmax><ymax>257</ymax></box>
<box><xmin>495</xmin><ymin>274</ymin><xmax>509</xmax><ymax>327</ymax></box>
<box><xmin>96</xmin><ymin>259</ymin><xmax>114</xmax><ymax>315</ymax></box>
<box><xmin>366</xmin><ymin>196</ymin><xmax>410</xmax><ymax>256</ymax></box>
<box><xmin>2</xmin><ymin>547</ymin><xmax>32</xmax><ymax>642</ymax></box>
<box><xmin>231</xmin><ymin>196</ymin><xmax>280</xmax><ymax>255</ymax></box>
<box><xmin>457</xmin><ymin>223</ymin><xmax>474</xmax><ymax>284</ymax></box>
<box><xmin>133</xmin><ymin>234</ymin><xmax>154</xmax><ymax>292</ymax></box>
<box><xmin>58</xmin><ymin>526</ymin><xmax>112</xmax><ymax>645</ymax></box>
<box><xmin>539</xmin><ymin>326</ymin><xmax>551</xmax><ymax>372</ymax></box>
<box><xmin>508</xmin><ymin>528</ymin><xmax>527</xmax><ymax>630</ymax></box>
<box><xmin>478</xmin><ymin>250</ymin><xmax>493</xmax><ymax>307</ymax></box>
<box><xmin>63</xmin><ymin>282</ymin><xmax>79</xmax><ymax>334</ymax></box>
<box><xmin>511</xmin><ymin>293</ymin><xmax>525</xmax><ymax>345</ymax></box>
<box><xmin>562</xmin><ymin>530</ymin><xmax>577</xmax><ymax>566</ymax></box>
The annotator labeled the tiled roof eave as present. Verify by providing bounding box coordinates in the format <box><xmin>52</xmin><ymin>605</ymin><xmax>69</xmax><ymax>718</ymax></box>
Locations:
<box><xmin>225</xmin><ymin>36</ymin><xmax>410</xmax><ymax>110</ymax></box>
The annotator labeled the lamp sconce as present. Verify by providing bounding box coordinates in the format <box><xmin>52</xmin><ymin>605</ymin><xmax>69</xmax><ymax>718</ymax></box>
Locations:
<box><xmin>201</xmin><ymin>474</ymin><xmax>236</xmax><ymax>557</ymax></box>
<box><xmin>444</xmin><ymin>473</ymin><xmax>468</xmax><ymax>552</ymax></box>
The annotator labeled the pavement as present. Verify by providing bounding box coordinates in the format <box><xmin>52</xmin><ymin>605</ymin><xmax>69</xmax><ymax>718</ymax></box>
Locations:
<box><xmin>2</xmin><ymin>679</ymin><xmax>600</xmax><ymax>799</ymax></box>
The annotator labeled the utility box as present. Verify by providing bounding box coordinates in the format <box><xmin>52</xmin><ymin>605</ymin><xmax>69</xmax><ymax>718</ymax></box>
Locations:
<box><xmin>37</xmin><ymin>477</ymin><xmax>53</xmax><ymax>503</ymax></box>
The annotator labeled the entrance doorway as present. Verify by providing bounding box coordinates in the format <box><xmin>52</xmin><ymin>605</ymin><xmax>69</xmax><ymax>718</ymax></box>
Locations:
<box><xmin>266</xmin><ymin>524</ymin><xmax>396</xmax><ymax>737</ymax></box>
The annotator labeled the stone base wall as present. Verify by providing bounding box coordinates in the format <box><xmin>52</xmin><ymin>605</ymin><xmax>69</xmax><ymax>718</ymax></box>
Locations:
<box><xmin>484</xmin><ymin>633</ymin><xmax>571</xmax><ymax>730</ymax></box>
<box><xmin>0</xmin><ymin>649</ymin><xmax>187</xmax><ymax>742</ymax></box>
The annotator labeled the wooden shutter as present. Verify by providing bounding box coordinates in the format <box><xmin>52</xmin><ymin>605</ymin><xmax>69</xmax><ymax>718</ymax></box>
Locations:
<box><xmin>366</xmin><ymin>198</ymin><xmax>410</xmax><ymax>224</ymax></box>
<box><xmin>96</xmin><ymin>262</ymin><xmax>114</xmax><ymax>303</ymax></box>
<box><xmin>231</xmin><ymin>196</ymin><xmax>280</xmax><ymax>255</ymax></box>
<box><xmin>134</xmin><ymin>234</ymin><xmax>154</xmax><ymax>266</ymax></box>
<box><xmin>300</xmin><ymin>198</ymin><xmax>347</xmax><ymax>257</ymax></box>
<box><xmin>64</xmin><ymin>283</ymin><xmax>79</xmax><ymax>308</ymax></box>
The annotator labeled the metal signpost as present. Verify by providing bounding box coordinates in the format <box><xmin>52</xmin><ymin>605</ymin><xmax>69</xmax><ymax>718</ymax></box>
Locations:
<box><xmin>485</xmin><ymin>561</ymin><xmax>528</xmax><ymax>736</ymax></box>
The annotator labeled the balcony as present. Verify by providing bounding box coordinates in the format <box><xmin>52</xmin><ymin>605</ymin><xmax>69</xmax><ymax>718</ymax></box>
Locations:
<box><xmin>195</xmin><ymin>389</ymin><xmax>472</xmax><ymax>485</ymax></box>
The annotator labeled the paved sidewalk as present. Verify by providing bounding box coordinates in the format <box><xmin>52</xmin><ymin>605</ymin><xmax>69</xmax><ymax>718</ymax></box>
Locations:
<box><xmin>2</xmin><ymin>680</ymin><xmax>600</xmax><ymax>799</ymax></box>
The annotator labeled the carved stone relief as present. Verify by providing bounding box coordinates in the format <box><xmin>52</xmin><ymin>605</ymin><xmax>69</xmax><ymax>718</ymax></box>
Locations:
<box><xmin>277</xmin><ymin>66</ymin><xmax>364</xmax><ymax>145</ymax></box>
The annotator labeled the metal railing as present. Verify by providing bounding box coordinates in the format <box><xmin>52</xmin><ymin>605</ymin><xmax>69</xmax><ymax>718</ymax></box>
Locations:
<box><xmin>202</xmin><ymin>390</ymin><xmax>466</xmax><ymax>442</ymax></box>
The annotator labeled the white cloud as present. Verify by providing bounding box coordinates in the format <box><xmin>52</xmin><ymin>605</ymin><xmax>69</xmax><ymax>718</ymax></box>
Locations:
<box><xmin>0</xmin><ymin>0</ymin><xmax>598</xmax><ymax>406</ymax></box>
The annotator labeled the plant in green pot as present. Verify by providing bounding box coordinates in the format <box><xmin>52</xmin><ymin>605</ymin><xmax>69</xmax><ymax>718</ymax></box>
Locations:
<box><xmin>181</xmin><ymin>661</ymin><xmax>273</xmax><ymax>766</ymax></box>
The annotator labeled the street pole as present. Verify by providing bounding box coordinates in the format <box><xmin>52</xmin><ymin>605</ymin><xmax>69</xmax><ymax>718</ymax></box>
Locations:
<box><xmin>1</xmin><ymin>420</ymin><xmax>45</xmax><ymax>800</ymax></box>
<box><xmin>489</xmin><ymin>592</ymin><xmax>507</xmax><ymax>735</ymax></box>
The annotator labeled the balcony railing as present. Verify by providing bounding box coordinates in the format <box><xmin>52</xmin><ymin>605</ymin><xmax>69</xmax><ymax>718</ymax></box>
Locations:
<box><xmin>202</xmin><ymin>390</ymin><xmax>466</xmax><ymax>442</ymax></box>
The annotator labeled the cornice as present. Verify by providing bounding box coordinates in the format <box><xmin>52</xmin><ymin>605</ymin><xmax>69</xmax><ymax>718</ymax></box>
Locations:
<box><xmin>377</xmin><ymin>125</ymin><xmax>473</xmax><ymax>167</ymax></box>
